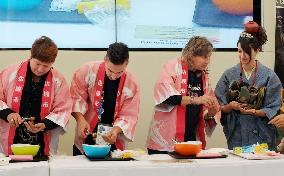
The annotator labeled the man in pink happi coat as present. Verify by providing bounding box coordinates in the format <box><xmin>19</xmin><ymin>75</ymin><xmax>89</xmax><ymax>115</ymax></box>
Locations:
<box><xmin>71</xmin><ymin>42</ymin><xmax>140</xmax><ymax>155</ymax></box>
<box><xmin>0</xmin><ymin>36</ymin><xmax>72</xmax><ymax>156</ymax></box>
<box><xmin>147</xmin><ymin>36</ymin><xmax>219</xmax><ymax>154</ymax></box>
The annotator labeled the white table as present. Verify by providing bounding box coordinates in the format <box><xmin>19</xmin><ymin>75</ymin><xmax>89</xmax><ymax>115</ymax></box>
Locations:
<box><xmin>0</xmin><ymin>161</ymin><xmax>49</xmax><ymax>176</ymax></box>
<box><xmin>49</xmin><ymin>155</ymin><xmax>284</xmax><ymax>176</ymax></box>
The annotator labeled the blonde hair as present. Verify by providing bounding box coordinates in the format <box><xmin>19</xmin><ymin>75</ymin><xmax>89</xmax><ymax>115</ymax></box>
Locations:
<box><xmin>182</xmin><ymin>36</ymin><xmax>213</xmax><ymax>64</ymax></box>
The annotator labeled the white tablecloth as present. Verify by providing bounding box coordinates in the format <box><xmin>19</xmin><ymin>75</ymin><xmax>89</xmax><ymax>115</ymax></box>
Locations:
<box><xmin>0</xmin><ymin>161</ymin><xmax>49</xmax><ymax>176</ymax></box>
<box><xmin>49</xmin><ymin>155</ymin><xmax>284</xmax><ymax>176</ymax></box>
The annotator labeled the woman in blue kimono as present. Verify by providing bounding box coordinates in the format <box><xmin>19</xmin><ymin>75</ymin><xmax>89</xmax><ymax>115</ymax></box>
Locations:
<box><xmin>215</xmin><ymin>21</ymin><xmax>282</xmax><ymax>150</ymax></box>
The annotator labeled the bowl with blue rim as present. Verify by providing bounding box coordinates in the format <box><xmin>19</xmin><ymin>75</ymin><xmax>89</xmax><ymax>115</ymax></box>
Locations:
<box><xmin>82</xmin><ymin>144</ymin><xmax>111</xmax><ymax>158</ymax></box>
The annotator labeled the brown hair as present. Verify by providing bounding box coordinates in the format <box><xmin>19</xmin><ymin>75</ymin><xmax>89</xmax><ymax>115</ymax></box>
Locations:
<box><xmin>238</xmin><ymin>21</ymin><xmax>267</xmax><ymax>58</ymax></box>
<box><xmin>31</xmin><ymin>36</ymin><xmax>58</xmax><ymax>63</ymax></box>
<box><xmin>106</xmin><ymin>42</ymin><xmax>129</xmax><ymax>65</ymax></box>
<box><xmin>182</xmin><ymin>36</ymin><xmax>213</xmax><ymax>63</ymax></box>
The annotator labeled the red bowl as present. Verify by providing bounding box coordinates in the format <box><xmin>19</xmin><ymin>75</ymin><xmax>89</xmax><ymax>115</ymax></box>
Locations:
<box><xmin>174</xmin><ymin>141</ymin><xmax>202</xmax><ymax>156</ymax></box>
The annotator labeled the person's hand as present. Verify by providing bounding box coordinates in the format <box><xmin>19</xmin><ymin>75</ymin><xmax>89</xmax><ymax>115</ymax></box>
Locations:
<box><xmin>194</xmin><ymin>95</ymin><xmax>216</xmax><ymax>107</ymax></box>
<box><xmin>268</xmin><ymin>114</ymin><xmax>284</xmax><ymax>130</ymax></box>
<box><xmin>239</xmin><ymin>107</ymin><xmax>255</xmax><ymax>115</ymax></box>
<box><xmin>102</xmin><ymin>126</ymin><xmax>122</xmax><ymax>144</ymax></box>
<box><xmin>221</xmin><ymin>101</ymin><xmax>247</xmax><ymax>113</ymax></box>
<box><xmin>77</xmin><ymin>118</ymin><xmax>90</xmax><ymax>139</ymax></box>
<box><xmin>207</xmin><ymin>98</ymin><xmax>219</xmax><ymax>116</ymax></box>
<box><xmin>228</xmin><ymin>101</ymin><xmax>246</xmax><ymax>111</ymax></box>
<box><xmin>277</xmin><ymin>138</ymin><xmax>284</xmax><ymax>153</ymax></box>
<box><xmin>7</xmin><ymin>113</ymin><xmax>23</xmax><ymax>128</ymax></box>
<box><xmin>91</xmin><ymin>133</ymin><xmax>97</xmax><ymax>141</ymax></box>
<box><xmin>24</xmin><ymin>121</ymin><xmax>45</xmax><ymax>133</ymax></box>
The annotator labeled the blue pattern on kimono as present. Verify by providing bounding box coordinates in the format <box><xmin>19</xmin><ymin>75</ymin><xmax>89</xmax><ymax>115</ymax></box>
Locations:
<box><xmin>215</xmin><ymin>62</ymin><xmax>282</xmax><ymax>150</ymax></box>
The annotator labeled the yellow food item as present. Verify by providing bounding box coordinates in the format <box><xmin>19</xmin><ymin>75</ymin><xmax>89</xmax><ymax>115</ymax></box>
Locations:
<box><xmin>212</xmin><ymin>0</ymin><xmax>253</xmax><ymax>15</ymax></box>
<box><xmin>122</xmin><ymin>152</ymin><xmax>132</xmax><ymax>159</ymax></box>
<box><xmin>260</xmin><ymin>143</ymin><xmax>268</xmax><ymax>150</ymax></box>
<box><xmin>254</xmin><ymin>145</ymin><xmax>265</xmax><ymax>154</ymax></box>
<box><xmin>233</xmin><ymin>147</ymin><xmax>243</xmax><ymax>154</ymax></box>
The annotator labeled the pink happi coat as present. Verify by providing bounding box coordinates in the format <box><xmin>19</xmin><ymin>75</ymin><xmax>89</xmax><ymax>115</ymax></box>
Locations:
<box><xmin>71</xmin><ymin>60</ymin><xmax>140</xmax><ymax>153</ymax></box>
<box><xmin>0</xmin><ymin>60</ymin><xmax>72</xmax><ymax>156</ymax></box>
<box><xmin>147</xmin><ymin>58</ymin><xmax>218</xmax><ymax>151</ymax></box>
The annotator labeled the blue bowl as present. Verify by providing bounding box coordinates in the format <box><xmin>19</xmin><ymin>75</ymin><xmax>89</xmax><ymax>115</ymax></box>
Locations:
<box><xmin>0</xmin><ymin>0</ymin><xmax>42</xmax><ymax>10</ymax></box>
<box><xmin>82</xmin><ymin>144</ymin><xmax>111</xmax><ymax>158</ymax></box>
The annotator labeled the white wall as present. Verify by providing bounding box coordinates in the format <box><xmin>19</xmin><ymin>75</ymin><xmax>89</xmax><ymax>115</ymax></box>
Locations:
<box><xmin>0</xmin><ymin>0</ymin><xmax>275</xmax><ymax>155</ymax></box>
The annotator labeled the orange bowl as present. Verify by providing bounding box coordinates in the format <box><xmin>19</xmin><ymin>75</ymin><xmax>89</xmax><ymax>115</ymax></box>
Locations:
<box><xmin>174</xmin><ymin>141</ymin><xmax>202</xmax><ymax>156</ymax></box>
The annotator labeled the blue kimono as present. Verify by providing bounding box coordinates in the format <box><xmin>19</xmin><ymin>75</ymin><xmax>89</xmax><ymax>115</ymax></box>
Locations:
<box><xmin>215</xmin><ymin>62</ymin><xmax>282</xmax><ymax>150</ymax></box>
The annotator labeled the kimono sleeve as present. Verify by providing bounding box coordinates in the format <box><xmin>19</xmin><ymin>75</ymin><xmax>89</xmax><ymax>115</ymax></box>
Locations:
<box><xmin>70</xmin><ymin>65</ymin><xmax>91</xmax><ymax>115</ymax></box>
<box><xmin>45</xmin><ymin>74</ymin><xmax>72</xmax><ymax>130</ymax></box>
<box><xmin>113</xmin><ymin>79</ymin><xmax>140</xmax><ymax>141</ymax></box>
<box><xmin>204</xmin><ymin>75</ymin><xmax>219</xmax><ymax>135</ymax></box>
<box><xmin>262</xmin><ymin>72</ymin><xmax>282</xmax><ymax>119</ymax></box>
<box><xmin>204</xmin><ymin>73</ymin><xmax>220</xmax><ymax>113</ymax></box>
<box><xmin>215</xmin><ymin>71</ymin><xmax>231</xmax><ymax>106</ymax></box>
<box><xmin>0</xmin><ymin>70</ymin><xmax>10</xmax><ymax>111</ymax></box>
<box><xmin>154</xmin><ymin>62</ymin><xmax>180</xmax><ymax>112</ymax></box>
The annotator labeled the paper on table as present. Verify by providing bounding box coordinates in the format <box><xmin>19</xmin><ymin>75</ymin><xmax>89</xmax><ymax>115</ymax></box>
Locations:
<box><xmin>232</xmin><ymin>152</ymin><xmax>284</xmax><ymax>160</ymax></box>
